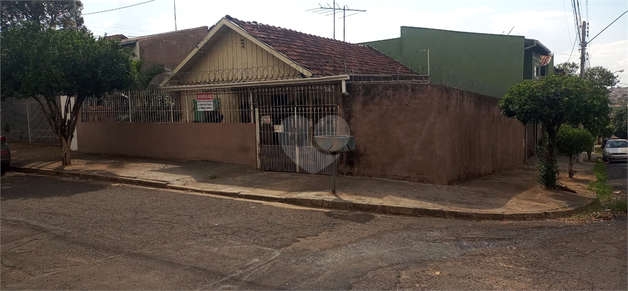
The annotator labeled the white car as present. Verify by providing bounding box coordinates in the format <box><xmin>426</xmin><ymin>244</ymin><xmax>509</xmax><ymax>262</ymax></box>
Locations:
<box><xmin>602</xmin><ymin>139</ymin><xmax>628</xmax><ymax>162</ymax></box>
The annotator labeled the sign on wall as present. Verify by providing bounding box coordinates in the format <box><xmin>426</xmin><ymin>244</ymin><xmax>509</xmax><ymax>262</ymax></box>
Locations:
<box><xmin>196</xmin><ymin>93</ymin><xmax>214</xmax><ymax>111</ymax></box>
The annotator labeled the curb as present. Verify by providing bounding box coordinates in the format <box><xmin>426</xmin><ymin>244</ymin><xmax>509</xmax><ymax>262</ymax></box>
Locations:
<box><xmin>10</xmin><ymin>166</ymin><xmax>596</xmax><ymax>221</ymax></box>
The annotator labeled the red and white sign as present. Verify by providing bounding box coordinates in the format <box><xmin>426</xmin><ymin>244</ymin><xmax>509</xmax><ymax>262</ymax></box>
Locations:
<box><xmin>196</xmin><ymin>92</ymin><xmax>214</xmax><ymax>111</ymax></box>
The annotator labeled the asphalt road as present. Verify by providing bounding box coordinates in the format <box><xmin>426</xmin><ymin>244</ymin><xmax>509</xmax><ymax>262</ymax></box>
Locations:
<box><xmin>1</xmin><ymin>173</ymin><xmax>626</xmax><ymax>290</ymax></box>
<box><xmin>607</xmin><ymin>161</ymin><xmax>628</xmax><ymax>193</ymax></box>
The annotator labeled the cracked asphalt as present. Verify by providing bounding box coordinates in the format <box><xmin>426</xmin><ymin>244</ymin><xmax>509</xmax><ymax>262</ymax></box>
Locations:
<box><xmin>1</xmin><ymin>173</ymin><xmax>626</xmax><ymax>290</ymax></box>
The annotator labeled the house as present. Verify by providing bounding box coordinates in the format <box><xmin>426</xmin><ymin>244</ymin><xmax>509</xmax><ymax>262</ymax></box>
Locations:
<box><xmin>113</xmin><ymin>26</ymin><xmax>209</xmax><ymax>71</ymax></box>
<box><xmin>78</xmin><ymin>16</ymin><xmax>526</xmax><ymax>185</ymax></box>
<box><xmin>361</xmin><ymin>27</ymin><xmax>554</xmax><ymax>95</ymax></box>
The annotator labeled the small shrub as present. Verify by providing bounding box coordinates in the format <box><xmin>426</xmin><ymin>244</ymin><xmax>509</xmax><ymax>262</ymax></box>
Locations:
<box><xmin>539</xmin><ymin>159</ymin><xmax>558</xmax><ymax>188</ymax></box>
<box><xmin>557</xmin><ymin>125</ymin><xmax>595</xmax><ymax>178</ymax></box>
<box><xmin>607</xmin><ymin>200</ymin><xmax>628</xmax><ymax>212</ymax></box>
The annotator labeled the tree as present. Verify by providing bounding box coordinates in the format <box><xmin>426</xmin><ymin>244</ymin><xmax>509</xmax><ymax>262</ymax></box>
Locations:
<box><xmin>612</xmin><ymin>107</ymin><xmax>627</xmax><ymax>139</ymax></box>
<box><xmin>556</xmin><ymin>62</ymin><xmax>580</xmax><ymax>76</ymax></box>
<box><xmin>555</xmin><ymin>62</ymin><xmax>619</xmax><ymax>87</ymax></box>
<box><xmin>0</xmin><ymin>0</ymin><xmax>85</xmax><ymax>31</ymax></box>
<box><xmin>130</xmin><ymin>60</ymin><xmax>166</xmax><ymax>90</ymax></box>
<box><xmin>499</xmin><ymin>74</ymin><xmax>610</xmax><ymax>188</ymax></box>
<box><xmin>557</xmin><ymin>125</ymin><xmax>595</xmax><ymax>178</ymax></box>
<box><xmin>584</xmin><ymin>66</ymin><xmax>620</xmax><ymax>87</ymax></box>
<box><xmin>1</xmin><ymin>23</ymin><xmax>134</xmax><ymax>165</ymax></box>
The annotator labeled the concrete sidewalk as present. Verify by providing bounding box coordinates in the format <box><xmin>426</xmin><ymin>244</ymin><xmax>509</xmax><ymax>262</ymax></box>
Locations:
<box><xmin>7</xmin><ymin>144</ymin><xmax>597</xmax><ymax>220</ymax></box>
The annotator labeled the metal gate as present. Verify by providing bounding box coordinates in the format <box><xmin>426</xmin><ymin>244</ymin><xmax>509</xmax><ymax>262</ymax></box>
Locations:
<box><xmin>254</xmin><ymin>84</ymin><xmax>340</xmax><ymax>174</ymax></box>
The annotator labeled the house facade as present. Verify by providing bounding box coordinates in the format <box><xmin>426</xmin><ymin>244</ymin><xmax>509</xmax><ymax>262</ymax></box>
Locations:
<box><xmin>361</xmin><ymin>27</ymin><xmax>554</xmax><ymax>96</ymax></box>
<box><xmin>77</xmin><ymin>16</ymin><xmax>526</xmax><ymax>185</ymax></box>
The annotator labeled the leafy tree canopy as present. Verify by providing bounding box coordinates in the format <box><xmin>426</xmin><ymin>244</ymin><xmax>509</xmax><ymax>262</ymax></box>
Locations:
<box><xmin>584</xmin><ymin>66</ymin><xmax>620</xmax><ymax>87</ymax></box>
<box><xmin>555</xmin><ymin>62</ymin><xmax>620</xmax><ymax>87</ymax></box>
<box><xmin>612</xmin><ymin>107</ymin><xmax>627</xmax><ymax>139</ymax></box>
<box><xmin>499</xmin><ymin>74</ymin><xmax>609</xmax><ymax>130</ymax></box>
<box><xmin>556</xmin><ymin>62</ymin><xmax>580</xmax><ymax>76</ymax></box>
<box><xmin>1</xmin><ymin>0</ymin><xmax>85</xmax><ymax>31</ymax></box>
<box><xmin>1</xmin><ymin>22</ymin><xmax>134</xmax><ymax>165</ymax></box>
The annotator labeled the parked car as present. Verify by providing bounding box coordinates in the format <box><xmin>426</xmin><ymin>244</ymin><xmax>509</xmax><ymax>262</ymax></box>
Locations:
<box><xmin>602</xmin><ymin>139</ymin><xmax>628</xmax><ymax>162</ymax></box>
<box><xmin>1</xmin><ymin>135</ymin><xmax>10</xmax><ymax>175</ymax></box>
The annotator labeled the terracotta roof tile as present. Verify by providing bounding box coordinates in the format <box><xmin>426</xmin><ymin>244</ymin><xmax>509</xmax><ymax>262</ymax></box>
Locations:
<box><xmin>225</xmin><ymin>15</ymin><xmax>416</xmax><ymax>76</ymax></box>
<box><xmin>540</xmin><ymin>54</ymin><xmax>552</xmax><ymax>66</ymax></box>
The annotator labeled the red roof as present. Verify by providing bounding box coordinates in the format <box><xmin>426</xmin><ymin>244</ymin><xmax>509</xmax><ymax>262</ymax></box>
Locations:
<box><xmin>540</xmin><ymin>54</ymin><xmax>553</xmax><ymax>66</ymax></box>
<box><xmin>103</xmin><ymin>34</ymin><xmax>127</xmax><ymax>41</ymax></box>
<box><xmin>225</xmin><ymin>15</ymin><xmax>416</xmax><ymax>76</ymax></box>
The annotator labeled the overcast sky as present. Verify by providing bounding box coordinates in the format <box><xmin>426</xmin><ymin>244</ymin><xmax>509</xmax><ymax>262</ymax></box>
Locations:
<box><xmin>83</xmin><ymin>0</ymin><xmax>628</xmax><ymax>86</ymax></box>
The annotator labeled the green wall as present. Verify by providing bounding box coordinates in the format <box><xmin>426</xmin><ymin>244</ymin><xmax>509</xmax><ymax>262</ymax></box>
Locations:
<box><xmin>362</xmin><ymin>27</ymin><xmax>526</xmax><ymax>96</ymax></box>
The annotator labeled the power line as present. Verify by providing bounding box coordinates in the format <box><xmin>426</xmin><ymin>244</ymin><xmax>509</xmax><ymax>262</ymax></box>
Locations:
<box><xmin>83</xmin><ymin>0</ymin><xmax>155</xmax><ymax>16</ymax></box>
<box><xmin>562</xmin><ymin>0</ymin><xmax>573</xmax><ymax>46</ymax></box>
<box><xmin>567</xmin><ymin>35</ymin><xmax>578</xmax><ymax>62</ymax></box>
<box><xmin>588</xmin><ymin>10</ymin><xmax>628</xmax><ymax>44</ymax></box>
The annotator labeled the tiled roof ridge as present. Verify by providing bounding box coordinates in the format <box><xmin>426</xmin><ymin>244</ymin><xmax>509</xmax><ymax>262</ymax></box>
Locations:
<box><xmin>122</xmin><ymin>25</ymin><xmax>209</xmax><ymax>43</ymax></box>
<box><xmin>224</xmin><ymin>14</ymin><xmax>372</xmax><ymax>49</ymax></box>
<box><xmin>222</xmin><ymin>14</ymin><xmax>416</xmax><ymax>76</ymax></box>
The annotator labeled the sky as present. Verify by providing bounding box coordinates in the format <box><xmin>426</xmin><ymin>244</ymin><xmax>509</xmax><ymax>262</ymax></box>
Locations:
<box><xmin>82</xmin><ymin>0</ymin><xmax>628</xmax><ymax>86</ymax></box>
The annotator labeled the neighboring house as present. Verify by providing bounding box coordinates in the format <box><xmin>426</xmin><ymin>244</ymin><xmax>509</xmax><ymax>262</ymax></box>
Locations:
<box><xmin>361</xmin><ymin>27</ymin><xmax>554</xmax><ymax>95</ymax></box>
<box><xmin>524</xmin><ymin>38</ymin><xmax>554</xmax><ymax>80</ymax></box>
<box><xmin>109</xmin><ymin>26</ymin><xmax>209</xmax><ymax>71</ymax></box>
<box><xmin>78</xmin><ymin>15</ymin><xmax>526</xmax><ymax>185</ymax></box>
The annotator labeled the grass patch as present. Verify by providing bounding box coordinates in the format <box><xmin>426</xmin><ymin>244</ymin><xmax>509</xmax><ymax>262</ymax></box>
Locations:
<box><xmin>589</xmin><ymin>160</ymin><xmax>612</xmax><ymax>200</ymax></box>
<box><xmin>575</xmin><ymin>159</ymin><xmax>628</xmax><ymax>221</ymax></box>
<box><xmin>594</xmin><ymin>147</ymin><xmax>602</xmax><ymax>155</ymax></box>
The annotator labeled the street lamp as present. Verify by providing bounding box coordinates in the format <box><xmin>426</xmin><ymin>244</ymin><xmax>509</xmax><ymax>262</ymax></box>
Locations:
<box><xmin>613</xmin><ymin>69</ymin><xmax>625</xmax><ymax>74</ymax></box>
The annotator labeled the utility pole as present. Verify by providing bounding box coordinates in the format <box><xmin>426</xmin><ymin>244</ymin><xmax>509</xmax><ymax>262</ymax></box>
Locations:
<box><xmin>579</xmin><ymin>21</ymin><xmax>587</xmax><ymax>78</ymax></box>
<box><xmin>577</xmin><ymin>20</ymin><xmax>587</xmax><ymax>163</ymax></box>
<box><xmin>174</xmin><ymin>0</ymin><xmax>178</xmax><ymax>31</ymax></box>
<box><xmin>333</xmin><ymin>0</ymin><xmax>335</xmax><ymax>40</ymax></box>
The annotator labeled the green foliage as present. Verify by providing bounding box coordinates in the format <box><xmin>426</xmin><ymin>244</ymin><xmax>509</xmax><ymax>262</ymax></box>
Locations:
<box><xmin>539</xmin><ymin>159</ymin><xmax>559</xmax><ymax>188</ymax></box>
<box><xmin>584</xmin><ymin>66</ymin><xmax>619</xmax><ymax>88</ymax></box>
<box><xmin>499</xmin><ymin>75</ymin><xmax>609</xmax><ymax>129</ymax></box>
<box><xmin>130</xmin><ymin>60</ymin><xmax>166</xmax><ymax>90</ymax></box>
<box><xmin>0</xmin><ymin>0</ymin><xmax>85</xmax><ymax>31</ymax></box>
<box><xmin>500</xmin><ymin>74</ymin><xmax>610</xmax><ymax>186</ymax></box>
<box><xmin>601</xmin><ymin>124</ymin><xmax>616</xmax><ymax>139</ymax></box>
<box><xmin>591</xmin><ymin>160</ymin><xmax>612</xmax><ymax>200</ymax></box>
<box><xmin>611</xmin><ymin>107</ymin><xmax>627</xmax><ymax>139</ymax></box>
<box><xmin>1</xmin><ymin>22</ymin><xmax>134</xmax><ymax>165</ymax></box>
<box><xmin>557</xmin><ymin>125</ymin><xmax>595</xmax><ymax>156</ymax></box>
<box><xmin>556</xmin><ymin>62</ymin><xmax>579</xmax><ymax>76</ymax></box>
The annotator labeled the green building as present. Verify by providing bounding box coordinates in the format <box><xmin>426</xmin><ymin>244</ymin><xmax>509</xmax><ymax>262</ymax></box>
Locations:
<box><xmin>362</xmin><ymin>26</ymin><xmax>553</xmax><ymax>97</ymax></box>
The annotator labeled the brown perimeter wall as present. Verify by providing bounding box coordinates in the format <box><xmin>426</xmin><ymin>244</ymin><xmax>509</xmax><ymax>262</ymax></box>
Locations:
<box><xmin>77</xmin><ymin>122</ymin><xmax>256</xmax><ymax>167</ymax></box>
<box><xmin>339</xmin><ymin>83</ymin><xmax>525</xmax><ymax>185</ymax></box>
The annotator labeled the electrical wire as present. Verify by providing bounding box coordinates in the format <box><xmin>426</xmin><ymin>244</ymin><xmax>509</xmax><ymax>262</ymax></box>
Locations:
<box><xmin>567</xmin><ymin>35</ymin><xmax>578</xmax><ymax>62</ymax></box>
<box><xmin>562</xmin><ymin>0</ymin><xmax>573</xmax><ymax>46</ymax></box>
<box><xmin>83</xmin><ymin>0</ymin><xmax>155</xmax><ymax>16</ymax></box>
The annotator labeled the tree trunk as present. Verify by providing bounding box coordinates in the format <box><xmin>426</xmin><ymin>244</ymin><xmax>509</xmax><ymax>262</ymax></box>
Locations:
<box><xmin>568</xmin><ymin>154</ymin><xmax>575</xmax><ymax>178</ymax></box>
<box><xmin>60</xmin><ymin>135</ymin><xmax>72</xmax><ymax>166</ymax></box>
<box><xmin>587</xmin><ymin>151</ymin><xmax>592</xmax><ymax>161</ymax></box>
<box><xmin>546</xmin><ymin>127</ymin><xmax>558</xmax><ymax>164</ymax></box>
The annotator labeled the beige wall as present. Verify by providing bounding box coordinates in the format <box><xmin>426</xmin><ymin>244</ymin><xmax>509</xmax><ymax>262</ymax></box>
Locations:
<box><xmin>182</xmin><ymin>29</ymin><xmax>301</xmax><ymax>84</ymax></box>
<box><xmin>338</xmin><ymin>83</ymin><xmax>525</xmax><ymax>185</ymax></box>
<box><xmin>78</xmin><ymin>122</ymin><xmax>256</xmax><ymax>167</ymax></box>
